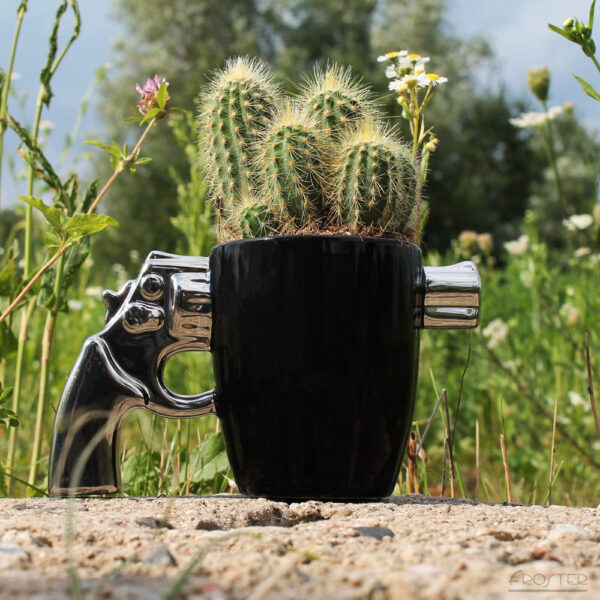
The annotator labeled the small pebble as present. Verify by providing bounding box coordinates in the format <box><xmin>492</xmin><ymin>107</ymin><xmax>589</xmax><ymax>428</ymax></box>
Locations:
<box><xmin>0</xmin><ymin>543</ymin><xmax>30</xmax><ymax>569</ymax></box>
<box><xmin>143</xmin><ymin>544</ymin><xmax>177</xmax><ymax>567</ymax></box>
<box><xmin>546</xmin><ymin>524</ymin><xmax>593</xmax><ymax>542</ymax></box>
<box><xmin>354</xmin><ymin>526</ymin><xmax>395</xmax><ymax>540</ymax></box>
<box><xmin>135</xmin><ymin>517</ymin><xmax>173</xmax><ymax>530</ymax></box>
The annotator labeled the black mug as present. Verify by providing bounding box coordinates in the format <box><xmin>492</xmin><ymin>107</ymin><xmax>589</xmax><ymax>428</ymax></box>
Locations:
<box><xmin>50</xmin><ymin>236</ymin><xmax>480</xmax><ymax>499</ymax></box>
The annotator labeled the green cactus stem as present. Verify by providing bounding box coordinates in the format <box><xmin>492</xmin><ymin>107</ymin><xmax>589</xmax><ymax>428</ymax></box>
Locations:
<box><xmin>199</xmin><ymin>57</ymin><xmax>281</xmax><ymax>210</ymax></box>
<box><xmin>256</xmin><ymin>103</ymin><xmax>329</xmax><ymax>228</ymax></box>
<box><xmin>225</xmin><ymin>194</ymin><xmax>278</xmax><ymax>239</ymax></box>
<box><xmin>332</xmin><ymin>121</ymin><xmax>414</xmax><ymax>230</ymax></box>
<box><xmin>298</xmin><ymin>64</ymin><xmax>380</xmax><ymax>136</ymax></box>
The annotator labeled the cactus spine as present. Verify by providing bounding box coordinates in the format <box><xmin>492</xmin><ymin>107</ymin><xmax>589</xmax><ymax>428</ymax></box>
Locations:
<box><xmin>332</xmin><ymin>121</ymin><xmax>414</xmax><ymax>230</ymax></box>
<box><xmin>298</xmin><ymin>65</ymin><xmax>379</xmax><ymax>136</ymax></box>
<box><xmin>199</xmin><ymin>57</ymin><xmax>281</xmax><ymax>217</ymax></box>
<box><xmin>256</xmin><ymin>103</ymin><xmax>328</xmax><ymax>227</ymax></box>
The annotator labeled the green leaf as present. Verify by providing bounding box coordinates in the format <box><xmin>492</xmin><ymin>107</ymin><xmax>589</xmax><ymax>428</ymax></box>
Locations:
<box><xmin>134</xmin><ymin>157</ymin><xmax>152</xmax><ymax>166</ymax></box>
<box><xmin>166</xmin><ymin>107</ymin><xmax>189</xmax><ymax>116</ymax></box>
<box><xmin>548</xmin><ymin>23</ymin><xmax>577</xmax><ymax>42</ymax></box>
<box><xmin>42</xmin><ymin>229</ymin><xmax>64</xmax><ymax>251</ymax></box>
<box><xmin>18</xmin><ymin>196</ymin><xmax>64</xmax><ymax>229</ymax></box>
<box><xmin>0</xmin><ymin>387</ymin><xmax>14</xmax><ymax>405</ymax></box>
<box><xmin>0</xmin><ymin>322</ymin><xmax>17</xmax><ymax>358</ymax></box>
<box><xmin>124</xmin><ymin>116</ymin><xmax>142</xmax><ymax>123</ymax></box>
<box><xmin>140</xmin><ymin>107</ymin><xmax>161</xmax><ymax>124</ymax></box>
<box><xmin>191</xmin><ymin>433</ymin><xmax>230</xmax><ymax>483</ymax></box>
<box><xmin>64</xmin><ymin>213</ymin><xmax>118</xmax><ymax>237</ymax></box>
<box><xmin>37</xmin><ymin>238</ymin><xmax>91</xmax><ymax>311</ymax></box>
<box><xmin>80</xmin><ymin>179</ymin><xmax>99</xmax><ymax>214</ymax></box>
<box><xmin>589</xmin><ymin>0</ymin><xmax>596</xmax><ymax>30</ymax></box>
<box><xmin>157</xmin><ymin>81</ymin><xmax>168</xmax><ymax>110</ymax></box>
<box><xmin>572</xmin><ymin>73</ymin><xmax>600</xmax><ymax>101</ymax></box>
<box><xmin>84</xmin><ymin>140</ymin><xmax>123</xmax><ymax>159</ymax></box>
<box><xmin>0</xmin><ymin>260</ymin><xmax>18</xmax><ymax>297</ymax></box>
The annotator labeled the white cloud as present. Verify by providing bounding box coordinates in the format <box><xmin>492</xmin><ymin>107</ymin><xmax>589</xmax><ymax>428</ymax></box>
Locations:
<box><xmin>448</xmin><ymin>0</ymin><xmax>600</xmax><ymax>130</ymax></box>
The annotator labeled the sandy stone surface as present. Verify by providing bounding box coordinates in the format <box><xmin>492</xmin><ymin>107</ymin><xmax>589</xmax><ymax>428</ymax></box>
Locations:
<box><xmin>0</xmin><ymin>494</ymin><xmax>598</xmax><ymax>599</ymax></box>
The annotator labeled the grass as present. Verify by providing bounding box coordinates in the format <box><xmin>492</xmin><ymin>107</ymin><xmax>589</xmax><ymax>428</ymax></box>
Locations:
<box><xmin>3</xmin><ymin>208</ymin><xmax>600</xmax><ymax>506</ymax></box>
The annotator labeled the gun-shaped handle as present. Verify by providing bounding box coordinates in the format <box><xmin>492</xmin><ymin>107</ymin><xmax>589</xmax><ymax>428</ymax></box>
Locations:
<box><xmin>50</xmin><ymin>252</ymin><xmax>215</xmax><ymax>496</ymax></box>
<box><xmin>420</xmin><ymin>261</ymin><xmax>481</xmax><ymax>329</ymax></box>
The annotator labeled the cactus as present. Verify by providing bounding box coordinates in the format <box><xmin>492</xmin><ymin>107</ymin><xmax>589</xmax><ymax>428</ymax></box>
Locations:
<box><xmin>199</xmin><ymin>57</ymin><xmax>281</xmax><ymax>213</ymax></box>
<box><xmin>331</xmin><ymin>121</ymin><xmax>414</xmax><ymax>230</ymax></box>
<box><xmin>297</xmin><ymin>64</ymin><xmax>380</xmax><ymax>136</ymax></box>
<box><xmin>255</xmin><ymin>103</ymin><xmax>329</xmax><ymax>228</ymax></box>
<box><xmin>223</xmin><ymin>193</ymin><xmax>277</xmax><ymax>239</ymax></box>
<box><xmin>199</xmin><ymin>57</ymin><xmax>417</xmax><ymax>241</ymax></box>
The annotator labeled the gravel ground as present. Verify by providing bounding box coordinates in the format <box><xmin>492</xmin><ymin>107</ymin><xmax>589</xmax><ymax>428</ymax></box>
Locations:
<box><xmin>0</xmin><ymin>494</ymin><xmax>598</xmax><ymax>599</ymax></box>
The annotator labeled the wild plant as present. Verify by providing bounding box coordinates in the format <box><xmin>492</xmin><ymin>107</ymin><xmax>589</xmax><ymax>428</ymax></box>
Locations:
<box><xmin>378</xmin><ymin>50</ymin><xmax>447</xmax><ymax>241</ymax></box>
<box><xmin>550</xmin><ymin>0</ymin><xmax>600</xmax><ymax>102</ymax></box>
<box><xmin>0</xmin><ymin>1</ymin><xmax>180</xmax><ymax>493</ymax></box>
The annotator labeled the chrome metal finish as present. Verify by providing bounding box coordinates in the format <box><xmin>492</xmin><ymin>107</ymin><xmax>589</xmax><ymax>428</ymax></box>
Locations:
<box><xmin>103</xmin><ymin>280</ymin><xmax>134</xmax><ymax>323</ymax></box>
<box><xmin>421</xmin><ymin>261</ymin><xmax>481</xmax><ymax>329</ymax></box>
<box><xmin>122</xmin><ymin>301</ymin><xmax>165</xmax><ymax>334</ymax></box>
<box><xmin>50</xmin><ymin>250</ymin><xmax>215</xmax><ymax>497</ymax></box>
<box><xmin>167</xmin><ymin>271</ymin><xmax>212</xmax><ymax>349</ymax></box>
<box><xmin>140</xmin><ymin>273</ymin><xmax>165</xmax><ymax>301</ymax></box>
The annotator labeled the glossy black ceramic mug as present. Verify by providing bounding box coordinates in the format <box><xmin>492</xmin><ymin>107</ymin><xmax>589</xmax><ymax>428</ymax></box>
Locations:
<box><xmin>50</xmin><ymin>236</ymin><xmax>480</xmax><ymax>499</ymax></box>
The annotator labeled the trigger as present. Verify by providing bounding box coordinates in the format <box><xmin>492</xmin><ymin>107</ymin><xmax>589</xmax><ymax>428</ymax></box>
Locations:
<box><xmin>103</xmin><ymin>280</ymin><xmax>134</xmax><ymax>323</ymax></box>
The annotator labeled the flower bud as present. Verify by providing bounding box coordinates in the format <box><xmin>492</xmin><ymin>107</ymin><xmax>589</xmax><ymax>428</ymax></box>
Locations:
<box><xmin>527</xmin><ymin>66</ymin><xmax>550</xmax><ymax>104</ymax></box>
<box><xmin>424</xmin><ymin>135</ymin><xmax>438</xmax><ymax>153</ymax></box>
<box><xmin>477</xmin><ymin>233</ymin><xmax>494</xmax><ymax>256</ymax></box>
<box><xmin>458</xmin><ymin>230</ymin><xmax>478</xmax><ymax>254</ymax></box>
<box><xmin>136</xmin><ymin>74</ymin><xmax>171</xmax><ymax>117</ymax></box>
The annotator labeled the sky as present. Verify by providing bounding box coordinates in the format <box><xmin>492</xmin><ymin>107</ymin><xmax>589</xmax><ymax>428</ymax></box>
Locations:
<box><xmin>0</xmin><ymin>0</ymin><xmax>599</xmax><ymax>210</ymax></box>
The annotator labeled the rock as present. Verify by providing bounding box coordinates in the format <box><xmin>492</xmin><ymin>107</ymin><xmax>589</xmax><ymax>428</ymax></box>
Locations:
<box><xmin>196</xmin><ymin>518</ymin><xmax>223</xmax><ymax>531</ymax></box>
<box><xmin>0</xmin><ymin>543</ymin><xmax>30</xmax><ymax>569</ymax></box>
<box><xmin>143</xmin><ymin>544</ymin><xmax>177</xmax><ymax>567</ymax></box>
<box><xmin>354</xmin><ymin>526</ymin><xmax>395</xmax><ymax>540</ymax></box>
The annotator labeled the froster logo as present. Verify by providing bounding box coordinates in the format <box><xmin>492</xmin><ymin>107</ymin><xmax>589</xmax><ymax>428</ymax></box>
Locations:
<box><xmin>509</xmin><ymin>570</ymin><xmax>588</xmax><ymax>593</ymax></box>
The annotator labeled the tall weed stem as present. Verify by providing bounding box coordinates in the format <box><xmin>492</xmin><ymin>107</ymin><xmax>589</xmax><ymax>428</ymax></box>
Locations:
<box><xmin>542</xmin><ymin>101</ymin><xmax>567</xmax><ymax>215</ymax></box>
<box><xmin>0</xmin><ymin>1</ymin><xmax>27</xmax><ymax>211</ymax></box>
<box><xmin>27</xmin><ymin>253</ymin><xmax>65</xmax><ymax>489</ymax></box>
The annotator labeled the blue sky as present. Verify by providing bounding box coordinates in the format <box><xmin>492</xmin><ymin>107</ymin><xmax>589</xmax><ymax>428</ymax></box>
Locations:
<box><xmin>1</xmin><ymin>0</ymin><xmax>598</xmax><ymax>209</ymax></box>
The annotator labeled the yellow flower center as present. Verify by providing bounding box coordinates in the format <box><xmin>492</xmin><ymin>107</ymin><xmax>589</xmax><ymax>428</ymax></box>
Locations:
<box><xmin>408</xmin><ymin>53</ymin><xmax>421</xmax><ymax>60</ymax></box>
<box><xmin>427</xmin><ymin>73</ymin><xmax>440</xmax><ymax>81</ymax></box>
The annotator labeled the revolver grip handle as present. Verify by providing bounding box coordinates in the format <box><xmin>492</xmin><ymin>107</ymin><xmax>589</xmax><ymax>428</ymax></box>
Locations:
<box><xmin>49</xmin><ymin>336</ymin><xmax>146</xmax><ymax>496</ymax></box>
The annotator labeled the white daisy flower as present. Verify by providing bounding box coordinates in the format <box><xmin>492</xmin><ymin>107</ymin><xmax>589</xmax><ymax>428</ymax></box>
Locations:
<box><xmin>568</xmin><ymin>391</ymin><xmax>589</xmax><ymax>409</ymax></box>
<box><xmin>510</xmin><ymin>105</ymin><xmax>564</xmax><ymax>128</ymax></box>
<box><xmin>385</xmin><ymin>64</ymin><xmax>397</xmax><ymax>79</ymax></box>
<box><xmin>482</xmin><ymin>318</ymin><xmax>509</xmax><ymax>349</ymax></box>
<box><xmin>424</xmin><ymin>73</ymin><xmax>448</xmax><ymax>86</ymax></box>
<box><xmin>567</xmin><ymin>214</ymin><xmax>593</xmax><ymax>230</ymax></box>
<box><xmin>504</xmin><ymin>235</ymin><xmax>529</xmax><ymax>256</ymax></box>
<box><xmin>377</xmin><ymin>50</ymin><xmax>407</xmax><ymax>62</ymax></box>
<box><xmin>574</xmin><ymin>247</ymin><xmax>591</xmax><ymax>258</ymax></box>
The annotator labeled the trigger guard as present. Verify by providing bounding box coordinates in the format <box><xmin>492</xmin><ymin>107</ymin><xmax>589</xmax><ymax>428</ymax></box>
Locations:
<box><xmin>152</xmin><ymin>344</ymin><xmax>216</xmax><ymax>417</ymax></box>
